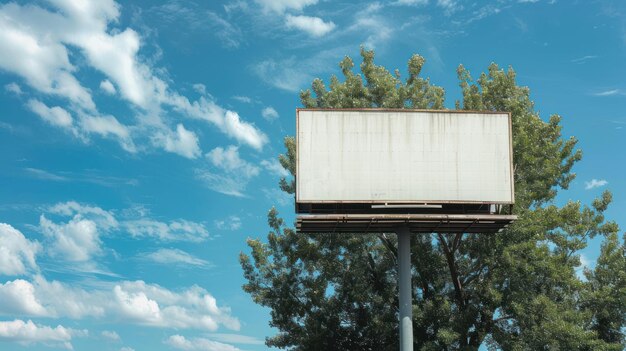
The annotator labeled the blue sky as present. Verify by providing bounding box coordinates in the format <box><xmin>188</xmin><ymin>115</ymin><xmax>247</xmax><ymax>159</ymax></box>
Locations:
<box><xmin>0</xmin><ymin>0</ymin><xmax>624</xmax><ymax>350</ymax></box>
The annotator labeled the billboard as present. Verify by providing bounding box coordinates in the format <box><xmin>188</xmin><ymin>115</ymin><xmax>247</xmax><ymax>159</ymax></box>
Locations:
<box><xmin>296</xmin><ymin>109</ymin><xmax>514</xmax><ymax>206</ymax></box>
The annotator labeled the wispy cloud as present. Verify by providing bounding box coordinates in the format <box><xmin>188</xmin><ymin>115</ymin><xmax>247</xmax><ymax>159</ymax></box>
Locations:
<box><xmin>207</xmin><ymin>333</ymin><xmax>264</xmax><ymax>345</ymax></box>
<box><xmin>140</xmin><ymin>248</ymin><xmax>212</xmax><ymax>268</ymax></box>
<box><xmin>165</xmin><ymin>334</ymin><xmax>242</xmax><ymax>351</ymax></box>
<box><xmin>592</xmin><ymin>89</ymin><xmax>625</xmax><ymax>96</ymax></box>
<box><xmin>24</xmin><ymin>167</ymin><xmax>139</xmax><ymax>187</ymax></box>
<box><xmin>571</xmin><ymin>55</ymin><xmax>598</xmax><ymax>64</ymax></box>
<box><xmin>151</xmin><ymin>1</ymin><xmax>244</xmax><ymax>48</ymax></box>
<box><xmin>197</xmin><ymin>146</ymin><xmax>260</xmax><ymax>197</ymax></box>
<box><xmin>232</xmin><ymin>96</ymin><xmax>253</xmax><ymax>104</ymax></box>
<box><xmin>585</xmin><ymin>178</ymin><xmax>608</xmax><ymax>190</ymax></box>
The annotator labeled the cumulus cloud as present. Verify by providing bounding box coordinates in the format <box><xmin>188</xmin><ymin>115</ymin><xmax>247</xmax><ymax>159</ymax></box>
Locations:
<box><xmin>165</xmin><ymin>334</ymin><xmax>241</xmax><ymax>351</ymax></box>
<box><xmin>27</xmin><ymin>99</ymin><xmax>74</xmax><ymax>130</ymax></box>
<box><xmin>0</xmin><ymin>223</ymin><xmax>40</xmax><ymax>276</ymax></box>
<box><xmin>0</xmin><ymin>279</ymin><xmax>48</xmax><ymax>316</ymax></box>
<box><xmin>0</xmin><ymin>319</ymin><xmax>86</xmax><ymax>350</ymax></box>
<box><xmin>0</xmin><ymin>277</ymin><xmax>239</xmax><ymax>332</ymax></box>
<box><xmin>261</xmin><ymin>106</ymin><xmax>279</xmax><ymax>121</ymax></box>
<box><xmin>39</xmin><ymin>214</ymin><xmax>103</xmax><ymax>262</ymax></box>
<box><xmin>198</xmin><ymin>146</ymin><xmax>260</xmax><ymax>196</ymax></box>
<box><xmin>141</xmin><ymin>248</ymin><xmax>212</xmax><ymax>268</ymax></box>
<box><xmin>100</xmin><ymin>80</ymin><xmax>116</xmax><ymax>94</ymax></box>
<box><xmin>0</xmin><ymin>0</ymin><xmax>266</xmax><ymax>155</ymax></box>
<box><xmin>155</xmin><ymin>123</ymin><xmax>201</xmax><ymax>159</ymax></box>
<box><xmin>585</xmin><ymin>179</ymin><xmax>608</xmax><ymax>190</ymax></box>
<box><xmin>44</xmin><ymin>201</ymin><xmax>209</xmax><ymax>243</ymax></box>
<box><xmin>285</xmin><ymin>15</ymin><xmax>336</xmax><ymax>37</ymax></box>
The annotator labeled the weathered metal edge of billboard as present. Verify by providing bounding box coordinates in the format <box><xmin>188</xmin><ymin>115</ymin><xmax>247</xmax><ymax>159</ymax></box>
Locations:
<box><xmin>295</xmin><ymin>108</ymin><xmax>515</xmax><ymax>206</ymax></box>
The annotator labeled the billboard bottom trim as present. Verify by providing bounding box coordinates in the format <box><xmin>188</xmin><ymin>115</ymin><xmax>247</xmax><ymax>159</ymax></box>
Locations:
<box><xmin>296</xmin><ymin>213</ymin><xmax>517</xmax><ymax>234</ymax></box>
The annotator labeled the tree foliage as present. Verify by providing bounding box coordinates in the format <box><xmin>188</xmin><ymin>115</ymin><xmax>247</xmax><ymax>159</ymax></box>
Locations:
<box><xmin>240</xmin><ymin>48</ymin><xmax>625</xmax><ymax>350</ymax></box>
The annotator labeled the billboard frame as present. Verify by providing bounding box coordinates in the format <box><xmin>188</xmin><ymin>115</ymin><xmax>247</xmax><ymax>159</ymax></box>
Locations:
<box><xmin>295</xmin><ymin>108</ymin><xmax>515</xmax><ymax>209</ymax></box>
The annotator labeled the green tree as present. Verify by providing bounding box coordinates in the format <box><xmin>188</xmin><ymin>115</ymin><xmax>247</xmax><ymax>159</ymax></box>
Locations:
<box><xmin>240</xmin><ymin>48</ymin><xmax>625</xmax><ymax>350</ymax></box>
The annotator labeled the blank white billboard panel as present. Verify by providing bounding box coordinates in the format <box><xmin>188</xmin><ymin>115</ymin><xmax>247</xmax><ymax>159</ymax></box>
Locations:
<box><xmin>296</xmin><ymin>109</ymin><xmax>514</xmax><ymax>204</ymax></box>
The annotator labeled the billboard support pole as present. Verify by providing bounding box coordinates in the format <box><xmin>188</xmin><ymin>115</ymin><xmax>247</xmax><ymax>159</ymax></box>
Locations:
<box><xmin>397</xmin><ymin>226</ymin><xmax>413</xmax><ymax>351</ymax></box>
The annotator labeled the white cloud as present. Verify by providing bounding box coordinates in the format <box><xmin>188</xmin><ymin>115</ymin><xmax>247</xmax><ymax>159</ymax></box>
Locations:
<box><xmin>0</xmin><ymin>319</ymin><xmax>85</xmax><ymax>350</ymax></box>
<box><xmin>100</xmin><ymin>79</ymin><xmax>117</xmax><ymax>94</ymax></box>
<box><xmin>195</xmin><ymin>171</ymin><xmax>248</xmax><ymax>197</ymax></box>
<box><xmin>79</xmin><ymin>113</ymin><xmax>136</xmax><ymax>152</ymax></box>
<box><xmin>0</xmin><ymin>276</ymin><xmax>239</xmax><ymax>332</ymax></box>
<box><xmin>0</xmin><ymin>223</ymin><xmax>40</xmax><ymax>276</ymax></box>
<box><xmin>349</xmin><ymin>5</ymin><xmax>393</xmax><ymax>49</ymax></box>
<box><xmin>285</xmin><ymin>15</ymin><xmax>336</xmax><ymax>37</ymax></box>
<box><xmin>120</xmin><ymin>347</ymin><xmax>135</xmax><ymax>351</ymax></box>
<box><xmin>5</xmin><ymin>82</ymin><xmax>22</xmax><ymax>95</ymax></box>
<box><xmin>113</xmin><ymin>281</ymin><xmax>240</xmax><ymax>330</ymax></box>
<box><xmin>200</xmin><ymin>146</ymin><xmax>260</xmax><ymax>196</ymax></box>
<box><xmin>207</xmin><ymin>333</ymin><xmax>264</xmax><ymax>345</ymax></box>
<box><xmin>254</xmin><ymin>0</ymin><xmax>318</xmax><ymax>14</ymax></box>
<box><xmin>151</xmin><ymin>2</ymin><xmax>243</xmax><ymax>49</ymax></box>
<box><xmin>0</xmin><ymin>3</ymin><xmax>96</xmax><ymax>110</ymax></box>
<box><xmin>437</xmin><ymin>0</ymin><xmax>462</xmax><ymax>14</ymax></box>
<box><xmin>261</xmin><ymin>159</ymin><xmax>289</xmax><ymax>177</ymax></box>
<box><xmin>156</xmin><ymin>123</ymin><xmax>201</xmax><ymax>159</ymax></box>
<box><xmin>24</xmin><ymin>167</ymin><xmax>70</xmax><ymax>182</ymax></box>
<box><xmin>165</xmin><ymin>335</ymin><xmax>241</xmax><ymax>351</ymax></box>
<box><xmin>0</xmin><ymin>0</ymin><xmax>267</xmax><ymax>156</ymax></box>
<box><xmin>394</xmin><ymin>0</ymin><xmax>429</xmax><ymax>5</ymax></box>
<box><xmin>101</xmin><ymin>330</ymin><xmax>120</xmax><ymax>341</ymax></box>
<box><xmin>0</xmin><ymin>279</ymin><xmax>48</xmax><ymax>316</ymax></box>
<box><xmin>48</xmin><ymin>201</ymin><xmax>118</xmax><ymax>230</ymax></box>
<box><xmin>214</xmin><ymin>216</ymin><xmax>242</xmax><ymax>231</ymax></box>
<box><xmin>44</xmin><ymin>201</ymin><xmax>208</xmax><ymax>243</ymax></box>
<box><xmin>571</xmin><ymin>55</ymin><xmax>598</xmax><ymax>64</ymax></box>
<box><xmin>169</xmin><ymin>97</ymin><xmax>268</xmax><ymax>150</ymax></box>
<box><xmin>585</xmin><ymin>178</ymin><xmax>608</xmax><ymax>190</ymax></box>
<box><xmin>206</xmin><ymin>146</ymin><xmax>260</xmax><ymax>177</ymax></box>
<box><xmin>27</xmin><ymin>99</ymin><xmax>74</xmax><ymax>130</ymax></box>
<box><xmin>39</xmin><ymin>214</ymin><xmax>103</xmax><ymax>262</ymax></box>
<box><xmin>592</xmin><ymin>89</ymin><xmax>623</xmax><ymax>96</ymax></box>
<box><xmin>252</xmin><ymin>57</ymin><xmax>312</xmax><ymax>92</ymax></box>
<box><xmin>141</xmin><ymin>248</ymin><xmax>212</xmax><ymax>268</ymax></box>
<box><xmin>232</xmin><ymin>96</ymin><xmax>252</xmax><ymax>104</ymax></box>
<box><xmin>193</xmin><ymin>83</ymin><xmax>206</xmax><ymax>95</ymax></box>
<box><xmin>124</xmin><ymin>219</ymin><xmax>209</xmax><ymax>242</ymax></box>
<box><xmin>18</xmin><ymin>275</ymin><xmax>106</xmax><ymax>319</ymax></box>
<box><xmin>261</xmin><ymin>106</ymin><xmax>279</xmax><ymax>121</ymax></box>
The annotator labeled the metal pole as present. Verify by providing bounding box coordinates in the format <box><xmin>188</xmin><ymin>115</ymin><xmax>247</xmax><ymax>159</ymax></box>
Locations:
<box><xmin>397</xmin><ymin>226</ymin><xmax>413</xmax><ymax>351</ymax></box>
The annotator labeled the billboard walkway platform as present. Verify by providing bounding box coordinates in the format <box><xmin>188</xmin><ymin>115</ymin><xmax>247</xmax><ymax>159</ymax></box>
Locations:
<box><xmin>297</xmin><ymin>213</ymin><xmax>517</xmax><ymax>234</ymax></box>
